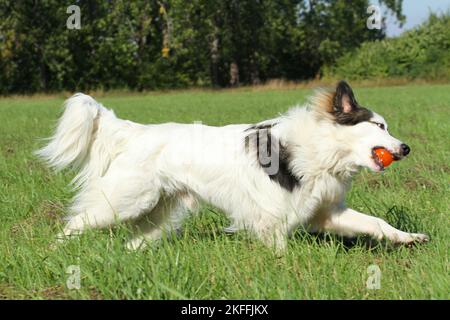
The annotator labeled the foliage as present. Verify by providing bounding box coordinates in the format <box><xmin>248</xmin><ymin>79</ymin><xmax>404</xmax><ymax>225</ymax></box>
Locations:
<box><xmin>325</xmin><ymin>13</ymin><xmax>450</xmax><ymax>80</ymax></box>
<box><xmin>0</xmin><ymin>0</ymin><xmax>403</xmax><ymax>93</ymax></box>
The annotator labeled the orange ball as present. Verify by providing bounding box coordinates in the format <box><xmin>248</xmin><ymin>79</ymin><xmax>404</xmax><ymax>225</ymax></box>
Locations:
<box><xmin>374</xmin><ymin>148</ymin><xmax>394</xmax><ymax>167</ymax></box>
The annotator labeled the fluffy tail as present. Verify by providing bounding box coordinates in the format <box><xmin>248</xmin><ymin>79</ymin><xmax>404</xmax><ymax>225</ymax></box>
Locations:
<box><xmin>36</xmin><ymin>93</ymin><xmax>103</xmax><ymax>171</ymax></box>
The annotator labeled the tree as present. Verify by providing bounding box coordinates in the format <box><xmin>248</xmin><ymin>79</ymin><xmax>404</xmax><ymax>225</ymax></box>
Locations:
<box><xmin>0</xmin><ymin>0</ymin><xmax>405</xmax><ymax>93</ymax></box>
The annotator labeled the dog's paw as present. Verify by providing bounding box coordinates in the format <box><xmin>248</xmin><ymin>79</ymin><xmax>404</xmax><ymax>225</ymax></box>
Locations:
<box><xmin>126</xmin><ymin>237</ymin><xmax>147</xmax><ymax>251</ymax></box>
<box><xmin>393</xmin><ymin>232</ymin><xmax>429</xmax><ymax>246</ymax></box>
<box><xmin>405</xmin><ymin>233</ymin><xmax>429</xmax><ymax>246</ymax></box>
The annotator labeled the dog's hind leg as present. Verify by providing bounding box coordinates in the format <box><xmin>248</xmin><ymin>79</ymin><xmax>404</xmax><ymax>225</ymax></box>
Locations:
<box><xmin>126</xmin><ymin>192</ymin><xmax>199</xmax><ymax>250</ymax></box>
<box><xmin>125</xmin><ymin>202</ymin><xmax>168</xmax><ymax>250</ymax></box>
<box><xmin>237</xmin><ymin>211</ymin><xmax>290</xmax><ymax>253</ymax></box>
<box><xmin>59</xmin><ymin>177</ymin><xmax>162</xmax><ymax>240</ymax></box>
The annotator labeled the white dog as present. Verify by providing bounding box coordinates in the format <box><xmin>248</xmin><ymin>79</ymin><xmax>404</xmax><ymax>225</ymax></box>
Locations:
<box><xmin>37</xmin><ymin>81</ymin><xmax>428</xmax><ymax>250</ymax></box>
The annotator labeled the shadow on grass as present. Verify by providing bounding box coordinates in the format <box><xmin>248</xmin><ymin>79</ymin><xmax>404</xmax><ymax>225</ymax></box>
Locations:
<box><xmin>383</xmin><ymin>205</ymin><xmax>425</xmax><ymax>234</ymax></box>
<box><xmin>291</xmin><ymin>205</ymin><xmax>426</xmax><ymax>252</ymax></box>
<box><xmin>292</xmin><ymin>231</ymin><xmax>382</xmax><ymax>252</ymax></box>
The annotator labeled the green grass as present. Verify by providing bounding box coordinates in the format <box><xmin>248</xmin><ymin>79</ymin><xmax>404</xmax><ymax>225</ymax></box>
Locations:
<box><xmin>0</xmin><ymin>84</ymin><xmax>449</xmax><ymax>299</ymax></box>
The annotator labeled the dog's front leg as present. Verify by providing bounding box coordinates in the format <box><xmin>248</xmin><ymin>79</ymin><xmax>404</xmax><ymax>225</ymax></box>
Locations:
<box><xmin>257</xmin><ymin>228</ymin><xmax>288</xmax><ymax>253</ymax></box>
<box><xmin>318</xmin><ymin>207</ymin><xmax>429</xmax><ymax>245</ymax></box>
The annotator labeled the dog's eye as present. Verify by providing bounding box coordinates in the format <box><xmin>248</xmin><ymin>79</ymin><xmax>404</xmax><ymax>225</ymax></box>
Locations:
<box><xmin>371</xmin><ymin>121</ymin><xmax>385</xmax><ymax>130</ymax></box>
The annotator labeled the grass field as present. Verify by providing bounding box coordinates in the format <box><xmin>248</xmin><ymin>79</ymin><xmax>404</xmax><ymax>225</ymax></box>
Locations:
<box><xmin>0</xmin><ymin>84</ymin><xmax>449</xmax><ymax>299</ymax></box>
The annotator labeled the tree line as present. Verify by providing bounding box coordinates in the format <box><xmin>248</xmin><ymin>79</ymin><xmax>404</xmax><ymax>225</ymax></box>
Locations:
<box><xmin>0</xmin><ymin>0</ymin><xmax>404</xmax><ymax>94</ymax></box>
<box><xmin>326</xmin><ymin>12</ymin><xmax>450</xmax><ymax>81</ymax></box>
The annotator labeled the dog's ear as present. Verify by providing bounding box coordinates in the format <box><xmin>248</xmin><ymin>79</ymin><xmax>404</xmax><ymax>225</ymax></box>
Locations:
<box><xmin>334</xmin><ymin>81</ymin><xmax>358</xmax><ymax>114</ymax></box>
<box><xmin>331</xmin><ymin>81</ymin><xmax>373</xmax><ymax>125</ymax></box>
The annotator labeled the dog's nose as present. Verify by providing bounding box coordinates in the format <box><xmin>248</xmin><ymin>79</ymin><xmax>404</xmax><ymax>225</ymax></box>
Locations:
<box><xmin>401</xmin><ymin>143</ymin><xmax>410</xmax><ymax>156</ymax></box>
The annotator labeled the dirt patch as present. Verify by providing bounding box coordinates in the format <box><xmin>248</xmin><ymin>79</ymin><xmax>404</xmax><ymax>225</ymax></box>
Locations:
<box><xmin>40</xmin><ymin>285</ymin><xmax>103</xmax><ymax>300</ymax></box>
<box><xmin>10</xmin><ymin>200</ymin><xmax>64</xmax><ymax>236</ymax></box>
<box><xmin>429</xmin><ymin>163</ymin><xmax>449</xmax><ymax>174</ymax></box>
<box><xmin>0</xmin><ymin>284</ymin><xmax>27</xmax><ymax>299</ymax></box>
<box><xmin>87</xmin><ymin>286</ymin><xmax>104</xmax><ymax>300</ymax></box>
<box><xmin>356</xmin><ymin>174</ymin><xmax>393</xmax><ymax>189</ymax></box>
<box><xmin>1</xmin><ymin>145</ymin><xmax>16</xmax><ymax>158</ymax></box>
<box><xmin>410</xmin><ymin>162</ymin><xmax>450</xmax><ymax>175</ymax></box>
<box><xmin>408</xmin><ymin>132</ymin><xmax>428</xmax><ymax>143</ymax></box>
<box><xmin>404</xmin><ymin>176</ymin><xmax>438</xmax><ymax>192</ymax></box>
<box><xmin>40</xmin><ymin>285</ymin><xmax>70</xmax><ymax>299</ymax></box>
<box><xmin>39</xmin><ymin>200</ymin><xmax>65</xmax><ymax>223</ymax></box>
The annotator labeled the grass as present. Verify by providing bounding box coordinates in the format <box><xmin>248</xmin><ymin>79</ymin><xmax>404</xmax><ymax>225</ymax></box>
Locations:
<box><xmin>0</xmin><ymin>84</ymin><xmax>449</xmax><ymax>299</ymax></box>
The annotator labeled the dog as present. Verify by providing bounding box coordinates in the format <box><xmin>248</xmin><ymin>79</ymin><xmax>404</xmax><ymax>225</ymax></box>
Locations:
<box><xmin>37</xmin><ymin>81</ymin><xmax>428</xmax><ymax>251</ymax></box>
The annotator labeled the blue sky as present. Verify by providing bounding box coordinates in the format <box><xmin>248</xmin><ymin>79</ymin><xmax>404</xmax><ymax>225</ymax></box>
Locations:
<box><xmin>371</xmin><ymin>0</ymin><xmax>450</xmax><ymax>36</ymax></box>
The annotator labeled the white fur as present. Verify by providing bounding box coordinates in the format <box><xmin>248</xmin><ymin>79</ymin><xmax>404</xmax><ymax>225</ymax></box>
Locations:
<box><xmin>37</xmin><ymin>92</ymin><xmax>428</xmax><ymax>251</ymax></box>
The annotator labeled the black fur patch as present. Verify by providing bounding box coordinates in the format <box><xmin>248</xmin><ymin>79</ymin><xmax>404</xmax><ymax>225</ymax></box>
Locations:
<box><xmin>332</xmin><ymin>80</ymin><xmax>373</xmax><ymax>125</ymax></box>
<box><xmin>244</xmin><ymin>125</ymin><xmax>301</xmax><ymax>192</ymax></box>
<box><xmin>333</xmin><ymin>107</ymin><xmax>373</xmax><ymax>125</ymax></box>
<box><xmin>272</xmin><ymin>144</ymin><xmax>301</xmax><ymax>192</ymax></box>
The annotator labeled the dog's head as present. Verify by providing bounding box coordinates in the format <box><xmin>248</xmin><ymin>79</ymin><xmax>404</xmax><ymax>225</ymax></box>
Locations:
<box><xmin>321</xmin><ymin>81</ymin><xmax>410</xmax><ymax>172</ymax></box>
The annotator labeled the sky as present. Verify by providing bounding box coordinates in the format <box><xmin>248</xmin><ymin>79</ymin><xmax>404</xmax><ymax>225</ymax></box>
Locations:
<box><xmin>371</xmin><ymin>0</ymin><xmax>450</xmax><ymax>37</ymax></box>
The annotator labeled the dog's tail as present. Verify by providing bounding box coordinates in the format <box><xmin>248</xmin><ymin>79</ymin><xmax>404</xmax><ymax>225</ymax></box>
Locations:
<box><xmin>36</xmin><ymin>93</ymin><xmax>106</xmax><ymax>171</ymax></box>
